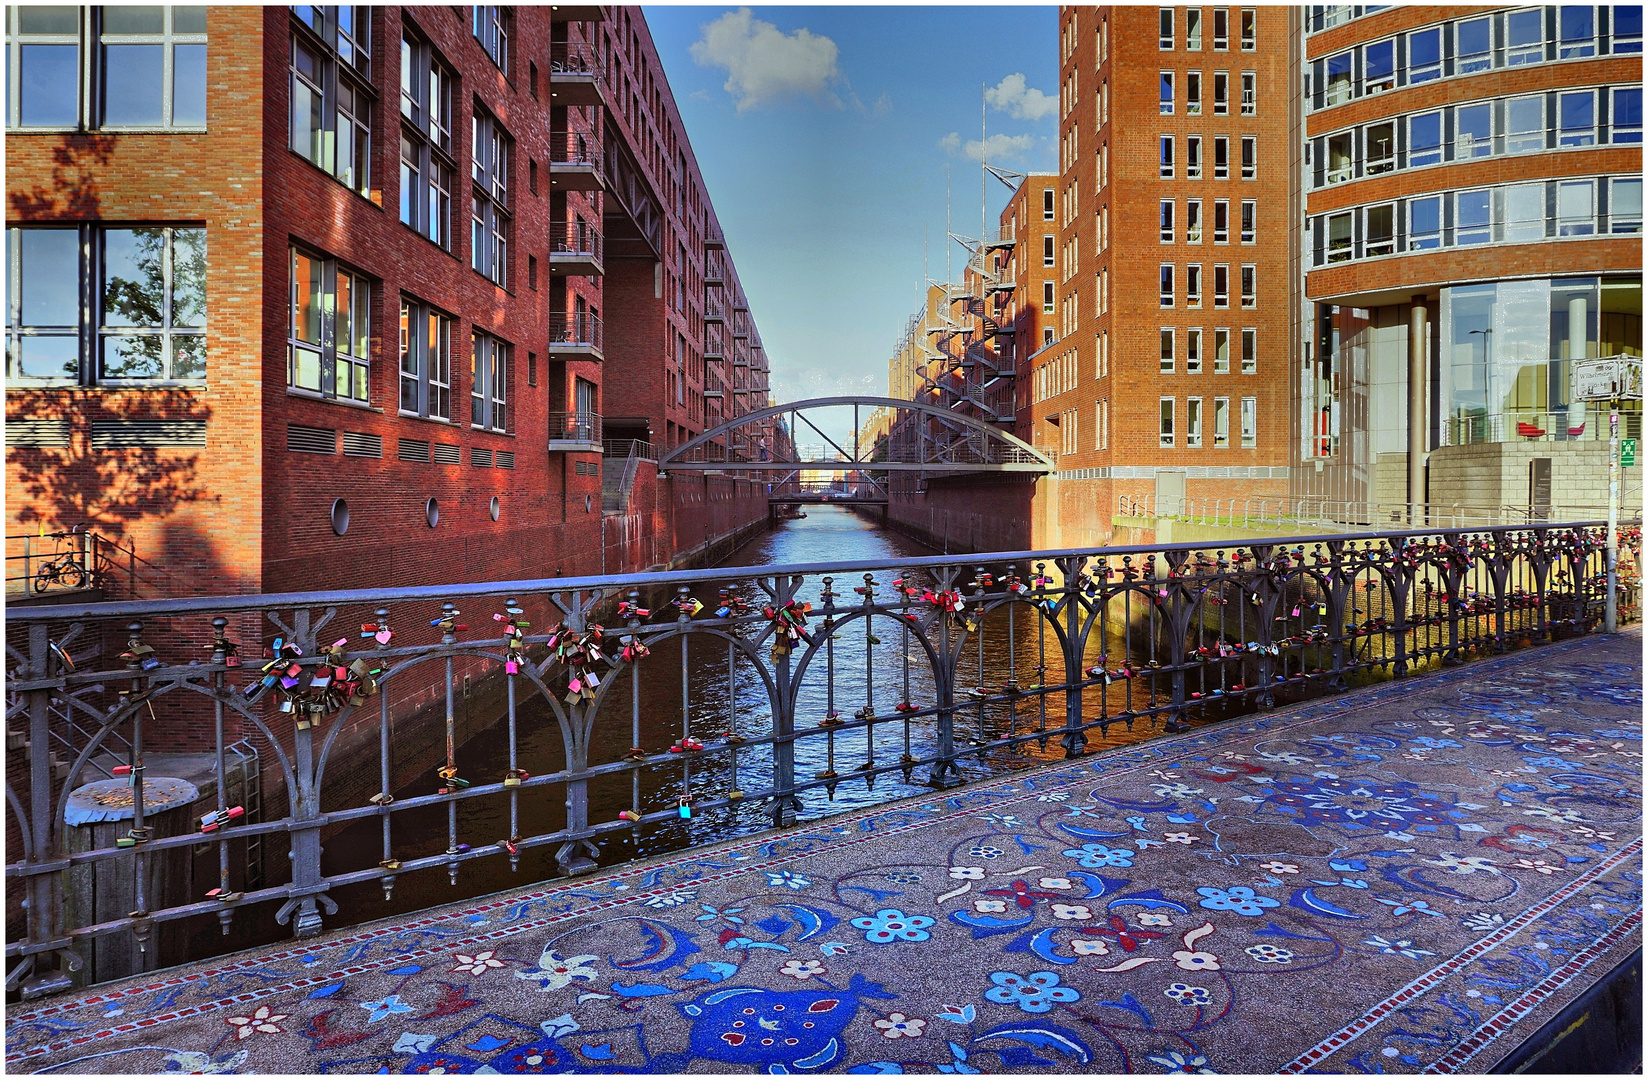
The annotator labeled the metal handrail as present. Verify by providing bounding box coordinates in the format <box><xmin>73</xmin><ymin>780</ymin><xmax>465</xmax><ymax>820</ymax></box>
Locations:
<box><xmin>547</xmin><ymin>410</ymin><xmax>601</xmax><ymax>444</ymax></box>
<box><xmin>548</xmin><ymin>311</ymin><xmax>602</xmax><ymax>351</ymax></box>
<box><xmin>547</xmin><ymin>40</ymin><xmax>603</xmax><ymax>81</ymax></box>
<box><xmin>4</xmin><ymin>521</ymin><xmax>1635</xmax><ymax>1000</ymax></box>
<box><xmin>547</xmin><ymin>128</ymin><xmax>602</xmax><ymax>167</ymax></box>
<box><xmin>1441</xmin><ymin>406</ymin><xmax>1644</xmax><ymax>446</ymax></box>
<box><xmin>548</xmin><ymin>219</ymin><xmax>602</xmax><ymax>262</ymax></box>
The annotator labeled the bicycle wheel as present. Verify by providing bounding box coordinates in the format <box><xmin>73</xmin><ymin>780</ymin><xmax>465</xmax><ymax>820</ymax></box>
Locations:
<box><xmin>59</xmin><ymin>563</ymin><xmax>89</xmax><ymax>590</ymax></box>
<box><xmin>34</xmin><ymin>565</ymin><xmax>59</xmax><ymax>591</ymax></box>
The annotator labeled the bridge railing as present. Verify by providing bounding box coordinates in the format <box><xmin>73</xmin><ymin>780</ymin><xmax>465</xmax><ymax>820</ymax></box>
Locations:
<box><xmin>4</xmin><ymin>522</ymin><xmax>1636</xmax><ymax>997</ymax></box>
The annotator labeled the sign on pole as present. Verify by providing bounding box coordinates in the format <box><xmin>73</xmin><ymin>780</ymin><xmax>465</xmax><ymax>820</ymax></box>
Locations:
<box><xmin>1624</xmin><ymin>439</ymin><xmax>1637</xmax><ymax>468</ymax></box>
<box><xmin>1573</xmin><ymin>356</ymin><xmax>1644</xmax><ymax>401</ymax></box>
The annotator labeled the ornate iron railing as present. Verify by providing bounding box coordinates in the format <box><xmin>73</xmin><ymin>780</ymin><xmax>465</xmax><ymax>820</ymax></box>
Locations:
<box><xmin>4</xmin><ymin>522</ymin><xmax>1637</xmax><ymax>998</ymax></box>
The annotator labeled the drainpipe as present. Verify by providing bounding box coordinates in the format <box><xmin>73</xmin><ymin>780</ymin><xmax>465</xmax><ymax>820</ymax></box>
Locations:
<box><xmin>1408</xmin><ymin>295</ymin><xmax>1428</xmax><ymax>526</ymax></box>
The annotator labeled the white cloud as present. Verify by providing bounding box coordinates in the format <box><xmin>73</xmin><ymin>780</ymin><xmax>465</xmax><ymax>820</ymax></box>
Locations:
<box><xmin>984</xmin><ymin>73</ymin><xmax>1056</xmax><ymax>122</ymax></box>
<box><xmin>939</xmin><ymin>131</ymin><xmax>1039</xmax><ymax>163</ymax></box>
<box><xmin>872</xmin><ymin>92</ymin><xmax>892</xmax><ymax>116</ymax></box>
<box><xmin>689</xmin><ymin>8</ymin><xmax>841</xmax><ymax>112</ymax></box>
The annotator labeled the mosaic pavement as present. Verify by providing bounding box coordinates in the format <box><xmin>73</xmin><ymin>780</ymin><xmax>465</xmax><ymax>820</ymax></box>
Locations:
<box><xmin>6</xmin><ymin>631</ymin><xmax>1642</xmax><ymax>1074</ymax></box>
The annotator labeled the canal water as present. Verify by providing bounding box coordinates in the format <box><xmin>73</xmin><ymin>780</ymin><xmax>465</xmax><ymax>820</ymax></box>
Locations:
<box><xmin>320</xmin><ymin>506</ymin><xmax>1240</xmax><ymax>926</ymax></box>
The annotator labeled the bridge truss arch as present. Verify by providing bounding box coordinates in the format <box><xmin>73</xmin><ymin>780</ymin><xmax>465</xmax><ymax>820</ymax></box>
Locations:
<box><xmin>658</xmin><ymin>396</ymin><xmax>1054</xmax><ymax>476</ymax></box>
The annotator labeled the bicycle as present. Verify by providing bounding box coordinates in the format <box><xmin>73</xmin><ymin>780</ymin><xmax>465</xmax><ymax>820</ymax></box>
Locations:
<box><xmin>33</xmin><ymin>525</ymin><xmax>92</xmax><ymax>592</ymax></box>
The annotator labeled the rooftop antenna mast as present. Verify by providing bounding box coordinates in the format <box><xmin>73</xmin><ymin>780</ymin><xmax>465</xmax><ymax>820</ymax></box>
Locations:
<box><xmin>981</xmin><ymin>81</ymin><xmax>988</xmax><ymax>242</ymax></box>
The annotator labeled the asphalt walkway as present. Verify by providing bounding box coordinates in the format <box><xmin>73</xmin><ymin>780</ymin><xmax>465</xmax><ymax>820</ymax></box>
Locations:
<box><xmin>6</xmin><ymin>632</ymin><xmax>1641</xmax><ymax>1074</ymax></box>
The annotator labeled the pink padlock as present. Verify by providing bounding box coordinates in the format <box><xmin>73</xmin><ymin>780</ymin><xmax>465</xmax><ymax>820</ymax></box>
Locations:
<box><xmin>568</xmin><ymin>677</ymin><xmax>583</xmax><ymax>694</ymax></box>
<box><xmin>506</xmin><ymin>660</ymin><xmax>520</xmax><ymax>674</ymax></box>
<box><xmin>375</xmin><ymin>629</ymin><xmax>392</xmax><ymax>645</ymax></box>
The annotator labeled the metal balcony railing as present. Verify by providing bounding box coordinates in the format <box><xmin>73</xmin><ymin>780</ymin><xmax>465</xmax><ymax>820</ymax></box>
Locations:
<box><xmin>547</xmin><ymin>410</ymin><xmax>601</xmax><ymax>446</ymax></box>
<box><xmin>548</xmin><ymin>311</ymin><xmax>602</xmax><ymax>353</ymax></box>
<box><xmin>1441</xmin><ymin>406</ymin><xmax>1644</xmax><ymax>446</ymax></box>
<box><xmin>547</xmin><ymin>128</ymin><xmax>602</xmax><ymax>168</ymax></box>
<box><xmin>547</xmin><ymin>40</ymin><xmax>603</xmax><ymax>80</ymax></box>
<box><xmin>548</xmin><ymin>219</ymin><xmax>602</xmax><ymax>263</ymax></box>
<box><xmin>4</xmin><ymin>523</ymin><xmax>1636</xmax><ymax>994</ymax></box>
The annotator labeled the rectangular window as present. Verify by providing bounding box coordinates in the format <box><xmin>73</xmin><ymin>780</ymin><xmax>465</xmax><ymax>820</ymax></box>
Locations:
<box><xmin>1325</xmin><ymin>51</ymin><xmax>1352</xmax><ymax>106</ymax></box>
<box><xmin>1502</xmin><ymin>182</ymin><xmax>1546</xmax><ymax>242</ymax></box>
<box><xmin>1451</xmin><ymin>188</ymin><xmax>1489</xmax><ymax>246</ymax></box>
<box><xmin>1407</xmin><ymin>26</ymin><xmax>1441</xmax><ymax>82</ymax></box>
<box><xmin>1213</xmin><ymin>264</ymin><xmax>1229</xmax><ymax>308</ymax></box>
<box><xmin>1611</xmin><ymin>177</ymin><xmax>1644</xmax><ymax>233</ymax></box>
<box><xmin>1044</xmin><ymin>233</ymin><xmax>1055</xmax><ymax>266</ymax></box>
<box><xmin>472</xmin><ymin>108</ymin><xmax>512</xmax><ymax>286</ymax></box>
<box><xmin>1364</xmin><ymin>38</ymin><xmax>1395</xmax><ymax>94</ymax></box>
<box><xmin>471</xmin><ymin>331</ymin><xmax>510</xmax><ymax>431</ymax></box>
<box><xmin>1160</xmin><ymin>327</ymin><xmax>1175</xmax><ymax>373</ymax></box>
<box><xmin>1558</xmin><ymin>90</ymin><xmax>1595</xmax><ymax>147</ymax></box>
<box><xmin>1409</xmin><ymin>195</ymin><xmax>1442</xmax><ymax>249</ymax></box>
<box><xmin>1160</xmin><ymin>135</ymin><xmax>1175</xmax><ymax>178</ymax></box>
<box><xmin>6</xmin><ymin>6</ymin><xmax>81</xmax><ymax>128</ymax></box>
<box><xmin>1613</xmin><ymin>87</ymin><xmax>1643</xmax><ymax>143</ymax></box>
<box><xmin>1506</xmin><ymin>7</ymin><xmax>1545</xmax><ymax>65</ymax></box>
<box><xmin>1043</xmin><ymin>187</ymin><xmax>1055</xmax><ymax>219</ymax></box>
<box><xmin>1457</xmin><ymin>15</ymin><xmax>1493</xmax><ymax>72</ymax></box>
<box><xmin>1187</xmin><ymin>135</ymin><xmax>1202</xmax><ymax>179</ymax></box>
<box><xmin>1239</xmin><ymin>264</ymin><xmax>1255</xmax><ymax>308</ymax></box>
<box><xmin>1240</xmin><ymin>135</ymin><xmax>1256</xmax><ymax>179</ymax></box>
<box><xmin>1506</xmin><ymin>95</ymin><xmax>1546</xmax><ymax>154</ymax></box>
<box><xmin>1214</xmin><ymin>199</ymin><xmax>1229</xmax><ymax>243</ymax></box>
<box><xmin>473</xmin><ymin>4</ymin><xmax>509</xmax><ymax>72</ymax></box>
<box><xmin>1240</xmin><ymin>328</ymin><xmax>1256</xmax><ymax>373</ymax></box>
<box><xmin>1455</xmin><ymin>102</ymin><xmax>1491</xmax><ymax>159</ymax></box>
<box><xmin>1160</xmin><ymin>199</ymin><xmax>1175</xmax><ymax>242</ymax></box>
<box><xmin>1043</xmin><ymin>280</ymin><xmax>1055</xmax><ymax>313</ymax></box>
<box><xmin>1213</xmin><ymin>7</ymin><xmax>1228</xmax><ymax>49</ymax></box>
<box><xmin>400</xmin><ymin>32</ymin><xmax>454</xmax><ymax>248</ymax></box>
<box><xmin>1159</xmin><ymin>7</ymin><xmax>1173</xmax><ymax>49</ymax></box>
<box><xmin>399</xmin><ymin>298</ymin><xmax>451</xmax><ymax>420</ymax></box>
<box><xmin>1213</xmin><ymin>135</ymin><xmax>1229</xmax><ymax>179</ymax></box>
<box><xmin>288</xmin><ymin>246</ymin><xmax>368</xmax><ymax>401</ymax></box>
<box><xmin>7</xmin><ymin>224</ymin><xmax>207</xmax><ymax>385</ymax></box>
<box><xmin>1240</xmin><ymin>71</ymin><xmax>1255</xmax><ymax>114</ymax></box>
<box><xmin>1187</xmin><ymin>327</ymin><xmax>1203</xmax><ymax>372</ymax></box>
<box><xmin>1187</xmin><ymin>8</ymin><xmax>1202</xmax><ymax>49</ymax></box>
<box><xmin>1409</xmin><ymin>111</ymin><xmax>1442</xmax><ymax>167</ymax></box>
<box><xmin>1614</xmin><ymin>5</ymin><xmax>1643</xmax><ymax>52</ymax></box>
<box><xmin>1159</xmin><ymin>263</ymin><xmax>1175</xmax><ymax>307</ymax></box>
<box><xmin>1187</xmin><ymin>263</ymin><xmax>1203</xmax><ymax>307</ymax></box>
<box><xmin>1240</xmin><ymin>396</ymin><xmax>1256</xmax><ymax>447</ymax></box>
<box><xmin>1159</xmin><ymin>397</ymin><xmax>1175</xmax><ymax>446</ymax></box>
<box><xmin>1364</xmin><ymin>203</ymin><xmax>1395</xmax><ymax>255</ymax></box>
<box><xmin>1362</xmin><ymin>121</ymin><xmax>1395</xmax><ymax>175</ymax></box>
<box><xmin>1213</xmin><ymin>328</ymin><xmax>1230</xmax><ymax>373</ymax></box>
<box><xmin>290</xmin><ymin>8</ymin><xmax>372</xmax><ymax>197</ymax></box>
<box><xmin>1187</xmin><ymin>70</ymin><xmax>1202</xmax><ymax>114</ymax></box>
<box><xmin>1187</xmin><ymin>198</ymin><xmax>1204</xmax><ymax>243</ymax></box>
<box><xmin>1160</xmin><ymin>70</ymin><xmax>1174</xmax><ymax>114</ymax></box>
<box><xmin>99</xmin><ymin>5</ymin><xmax>208</xmax><ymax>128</ymax></box>
<box><xmin>1326</xmin><ymin>210</ymin><xmax>1353</xmax><ymax>262</ymax></box>
<box><xmin>1186</xmin><ymin>396</ymin><xmax>1203</xmax><ymax>447</ymax></box>
<box><xmin>1239</xmin><ymin>199</ymin><xmax>1255</xmax><ymax>243</ymax></box>
<box><xmin>1240</xmin><ymin>8</ymin><xmax>1255</xmax><ymax>49</ymax></box>
<box><xmin>1213</xmin><ymin>396</ymin><xmax>1230</xmax><ymax>447</ymax></box>
<box><xmin>1213</xmin><ymin>70</ymin><xmax>1228</xmax><ymax>115</ymax></box>
<box><xmin>1556</xmin><ymin>179</ymin><xmax>1595</xmax><ymax>236</ymax></box>
<box><xmin>1097</xmin><ymin>398</ymin><xmax>1108</xmax><ymax>449</ymax></box>
<box><xmin>1559</xmin><ymin>5</ymin><xmax>1595</xmax><ymax>58</ymax></box>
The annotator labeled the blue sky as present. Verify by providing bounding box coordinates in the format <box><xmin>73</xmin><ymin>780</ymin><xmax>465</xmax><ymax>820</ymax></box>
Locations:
<box><xmin>643</xmin><ymin>6</ymin><xmax>1059</xmax><ymax>418</ymax></box>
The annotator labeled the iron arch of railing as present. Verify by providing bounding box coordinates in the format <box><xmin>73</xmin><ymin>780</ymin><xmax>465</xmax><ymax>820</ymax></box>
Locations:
<box><xmin>658</xmin><ymin>396</ymin><xmax>1056</xmax><ymax>473</ymax></box>
<box><xmin>2</xmin><ymin>520</ymin><xmax>1636</xmax><ymax>1000</ymax></box>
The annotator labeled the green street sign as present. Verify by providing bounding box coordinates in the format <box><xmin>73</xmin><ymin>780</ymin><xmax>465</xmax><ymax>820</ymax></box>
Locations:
<box><xmin>1623</xmin><ymin>439</ymin><xmax>1637</xmax><ymax>467</ymax></box>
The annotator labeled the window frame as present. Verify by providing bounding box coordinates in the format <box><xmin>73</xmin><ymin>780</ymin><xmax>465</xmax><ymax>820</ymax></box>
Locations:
<box><xmin>1159</xmin><ymin>263</ymin><xmax>1175</xmax><ymax>308</ymax></box>
<box><xmin>470</xmin><ymin>329</ymin><xmax>511</xmax><ymax>432</ymax></box>
<box><xmin>1186</xmin><ymin>395</ymin><xmax>1203</xmax><ymax>447</ymax></box>
<box><xmin>1555</xmin><ymin>178</ymin><xmax>1596</xmax><ymax>237</ymax></box>
<box><xmin>1363</xmin><ymin>201</ymin><xmax>1397</xmax><ymax>256</ymax></box>
<box><xmin>1408</xmin><ymin>110</ymin><xmax>1443</xmax><ymax>167</ymax></box>
<box><xmin>1408</xmin><ymin>195</ymin><xmax>1442</xmax><ymax>250</ymax></box>
<box><xmin>1213</xmin><ymin>70</ymin><xmax>1229</xmax><ymax>115</ymax></box>
<box><xmin>1213</xmin><ymin>135</ymin><xmax>1229</xmax><ymax>180</ymax></box>
<box><xmin>1406</xmin><ymin>25</ymin><xmax>1442</xmax><ymax>83</ymax></box>
<box><xmin>1160</xmin><ymin>134</ymin><xmax>1175</xmax><ymax>179</ymax></box>
<box><xmin>1505</xmin><ymin>7</ymin><xmax>1545</xmax><ymax>66</ymax></box>
<box><xmin>1159</xmin><ymin>396</ymin><xmax>1175</xmax><ymax>447</ymax></box>
<box><xmin>1456</xmin><ymin>15</ymin><xmax>1493</xmax><ymax>73</ymax></box>
<box><xmin>1187</xmin><ymin>262</ymin><xmax>1204</xmax><ymax>308</ymax></box>
<box><xmin>1363</xmin><ymin>37</ymin><xmax>1396</xmax><ymax>94</ymax></box>
<box><xmin>1187</xmin><ymin>134</ymin><xmax>1203</xmax><ymax>179</ymax></box>
<box><xmin>5</xmin><ymin>5</ymin><xmax>83</xmax><ymax>129</ymax></box>
<box><xmin>1505</xmin><ymin>94</ymin><xmax>1546</xmax><ymax>154</ymax></box>
<box><xmin>288</xmin><ymin>244</ymin><xmax>370</xmax><ymax>403</ymax></box>
<box><xmin>1240</xmin><ymin>70</ymin><xmax>1256</xmax><ymax>114</ymax></box>
<box><xmin>1160</xmin><ymin>326</ymin><xmax>1176</xmax><ymax>373</ymax></box>
<box><xmin>1160</xmin><ymin>69</ymin><xmax>1174</xmax><ymax>114</ymax></box>
<box><xmin>1187</xmin><ymin>327</ymin><xmax>1204</xmax><ymax>373</ymax></box>
<box><xmin>1240</xmin><ymin>395</ymin><xmax>1257</xmax><ymax>448</ymax></box>
<box><xmin>1239</xmin><ymin>263</ymin><xmax>1255</xmax><ymax>308</ymax></box>
<box><xmin>1240</xmin><ymin>327</ymin><xmax>1257</xmax><ymax>373</ymax></box>
<box><xmin>1612</xmin><ymin>87</ymin><xmax>1643</xmax><ymax>143</ymax></box>
<box><xmin>1187</xmin><ymin>70</ymin><xmax>1202</xmax><ymax>115</ymax></box>
<box><xmin>1213</xmin><ymin>327</ymin><xmax>1230</xmax><ymax>374</ymax></box>
<box><xmin>473</xmin><ymin>4</ymin><xmax>510</xmax><ymax>74</ymax></box>
<box><xmin>1558</xmin><ymin>5</ymin><xmax>1596</xmax><ymax>59</ymax></box>
<box><xmin>1214</xmin><ymin>199</ymin><xmax>1230</xmax><ymax>244</ymax></box>
<box><xmin>1213</xmin><ymin>395</ymin><xmax>1230</xmax><ymax>447</ymax></box>
<box><xmin>1159</xmin><ymin>7</ymin><xmax>1174</xmax><ymax>50</ymax></box>
<box><xmin>1240</xmin><ymin>134</ymin><xmax>1256</xmax><ymax>179</ymax></box>
<box><xmin>290</xmin><ymin>8</ymin><xmax>373</xmax><ymax>198</ymax></box>
<box><xmin>1240</xmin><ymin>8</ymin><xmax>1256</xmax><ymax>50</ymax></box>
<box><xmin>1240</xmin><ymin>199</ymin><xmax>1256</xmax><ymax>244</ymax></box>
<box><xmin>1187</xmin><ymin>198</ymin><xmax>1204</xmax><ymax>243</ymax></box>
<box><xmin>1557</xmin><ymin>89</ymin><xmax>1596</xmax><ymax>148</ymax></box>
<box><xmin>98</xmin><ymin>6</ymin><xmax>210</xmax><ymax>130</ymax></box>
<box><xmin>400</xmin><ymin>28</ymin><xmax>455</xmax><ymax>249</ymax></box>
<box><xmin>399</xmin><ymin>296</ymin><xmax>452</xmax><ymax>421</ymax></box>
<box><xmin>1160</xmin><ymin>198</ymin><xmax>1175</xmax><ymax>243</ymax></box>
<box><xmin>1610</xmin><ymin>176</ymin><xmax>1643</xmax><ymax>234</ymax></box>
<box><xmin>1213</xmin><ymin>263</ymin><xmax>1229</xmax><ymax>309</ymax></box>
<box><xmin>472</xmin><ymin>106</ymin><xmax>513</xmax><ymax>287</ymax></box>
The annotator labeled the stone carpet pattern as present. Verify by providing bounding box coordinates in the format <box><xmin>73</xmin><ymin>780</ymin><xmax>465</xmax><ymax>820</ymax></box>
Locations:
<box><xmin>6</xmin><ymin>633</ymin><xmax>1642</xmax><ymax>1074</ymax></box>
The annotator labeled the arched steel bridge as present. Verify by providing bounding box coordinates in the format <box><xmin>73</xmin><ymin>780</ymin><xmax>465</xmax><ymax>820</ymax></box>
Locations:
<box><xmin>657</xmin><ymin>396</ymin><xmax>1054</xmax><ymax>476</ymax></box>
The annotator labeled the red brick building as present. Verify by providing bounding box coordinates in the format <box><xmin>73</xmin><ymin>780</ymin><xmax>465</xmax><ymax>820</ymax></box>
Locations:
<box><xmin>1034</xmin><ymin>5</ymin><xmax>1297</xmax><ymax>546</ymax></box>
<box><xmin>1294</xmin><ymin>4</ymin><xmax>1642</xmax><ymax>516</ymax></box>
<box><xmin>4</xmin><ymin>4</ymin><xmax>775</xmax><ymax>601</ymax></box>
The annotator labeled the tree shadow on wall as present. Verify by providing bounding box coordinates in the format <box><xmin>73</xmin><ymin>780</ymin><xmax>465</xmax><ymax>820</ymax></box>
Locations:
<box><xmin>8</xmin><ymin>134</ymin><xmax>116</xmax><ymax>219</ymax></box>
<box><xmin>9</xmin><ymin>395</ymin><xmax>215</xmax><ymax>542</ymax></box>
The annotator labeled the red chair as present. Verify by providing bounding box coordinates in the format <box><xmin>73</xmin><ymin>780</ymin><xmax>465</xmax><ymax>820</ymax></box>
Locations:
<box><xmin>1516</xmin><ymin>421</ymin><xmax>1546</xmax><ymax>438</ymax></box>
